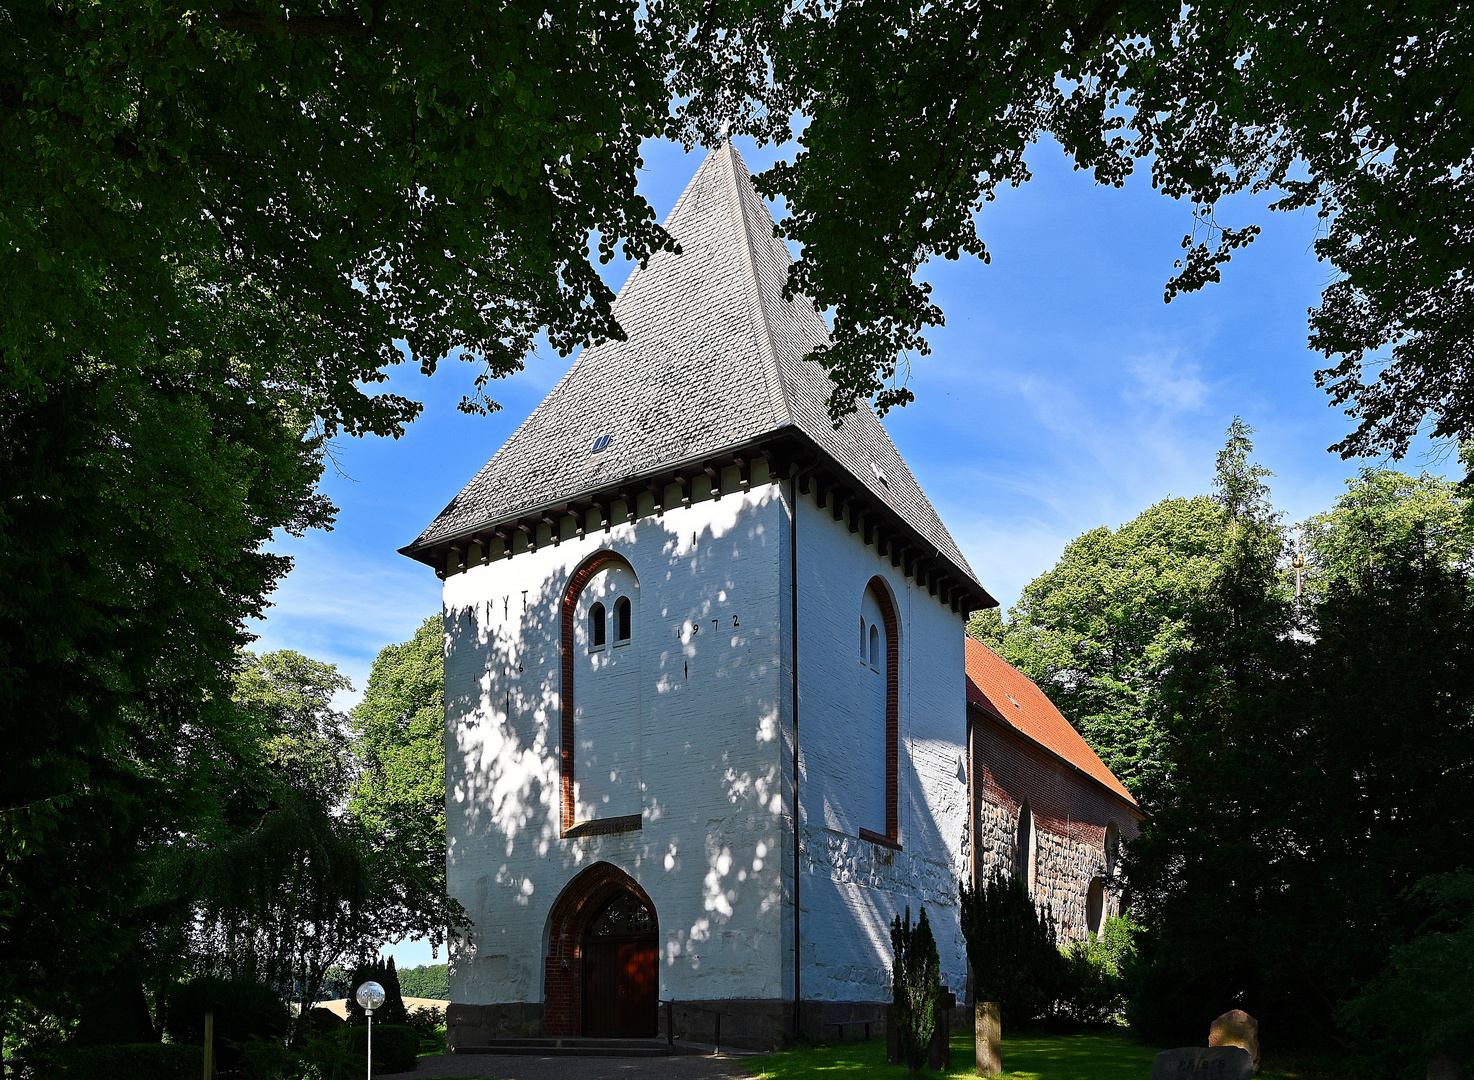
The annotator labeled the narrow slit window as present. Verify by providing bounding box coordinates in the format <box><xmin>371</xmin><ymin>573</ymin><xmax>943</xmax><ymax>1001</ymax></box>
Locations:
<box><xmin>869</xmin><ymin>623</ymin><xmax>881</xmax><ymax>671</ymax></box>
<box><xmin>614</xmin><ymin>596</ymin><xmax>631</xmax><ymax>641</ymax></box>
<box><xmin>859</xmin><ymin>617</ymin><xmax>867</xmax><ymax>659</ymax></box>
<box><xmin>589</xmin><ymin>602</ymin><xmax>606</xmax><ymax>648</ymax></box>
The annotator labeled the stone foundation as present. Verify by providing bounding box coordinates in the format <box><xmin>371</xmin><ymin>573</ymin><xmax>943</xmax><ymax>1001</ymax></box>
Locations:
<box><xmin>446</xmin><ymin>1003</ymin><xmax>545</xmax><ymax>1048</ymax></box>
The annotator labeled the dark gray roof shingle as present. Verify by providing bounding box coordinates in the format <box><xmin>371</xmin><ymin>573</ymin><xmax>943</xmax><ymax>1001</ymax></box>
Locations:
<box><xmin>405</xmin><ymin>143</ymin><xmax>983</xmax><ymax>594</ymax></box>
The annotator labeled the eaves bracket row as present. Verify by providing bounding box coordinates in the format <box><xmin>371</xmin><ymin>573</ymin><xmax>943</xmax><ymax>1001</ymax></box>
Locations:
<box><xmin>403</xmin><ymin>433</ymin><xmax>997</xmax><ymax>616</ymax></box>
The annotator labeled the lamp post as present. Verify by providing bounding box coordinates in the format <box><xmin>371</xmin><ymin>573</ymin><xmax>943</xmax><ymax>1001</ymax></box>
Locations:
<box><xmin>356</xmin><ymin>981</ymin><xmax>386</xmax><ymax>1080</ymax></box>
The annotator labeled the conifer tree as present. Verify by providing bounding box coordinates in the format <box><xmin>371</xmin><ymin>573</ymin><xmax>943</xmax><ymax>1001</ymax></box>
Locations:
<box><xmin>960</xmin><ymin>868</ymin><xmax>1063</xmax><ymax>1027</ymax></box>
<box><xmin>891</xmin><ymin>906</ymin><xmax>941</xmax><ymax>1074</ymax></box>
<box><xmin>346</xmin><ymin>956</ymin><xmax>409</xmax><ymax>1028</ymax></box>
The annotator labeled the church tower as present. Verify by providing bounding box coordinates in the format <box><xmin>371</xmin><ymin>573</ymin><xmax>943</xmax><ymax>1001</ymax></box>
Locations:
<box><xmin>401</xmin><ymin>144</ymin><xmax>994</xmax><ymax>1050</ymax></box>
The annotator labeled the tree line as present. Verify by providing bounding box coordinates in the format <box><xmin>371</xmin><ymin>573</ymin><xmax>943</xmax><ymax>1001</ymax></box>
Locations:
<box><xmin>2</xmin><ymin>617</ymin><xmax>449</xmax><ymax>1057</ymax></box>
<box><xmin>970</xmin><ymin>421</ymin><xmax>1474</xmax><ymax>1067</ymax></box>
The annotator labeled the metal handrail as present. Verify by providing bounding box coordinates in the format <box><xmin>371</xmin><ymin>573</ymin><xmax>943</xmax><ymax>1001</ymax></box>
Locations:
<box><xmin>657</xmin><ymin>999</ymin><xmax>724</xmax><ymax>1054</ymax></box>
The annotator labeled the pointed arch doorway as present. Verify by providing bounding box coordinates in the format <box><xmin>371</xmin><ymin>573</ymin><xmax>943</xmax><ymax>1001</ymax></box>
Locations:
<box><xmin>581</xmin><ymin>891</ymin><xmax>658</xmax><ymax>1037</ymax></box>
<box><xmin>543</xmin><ymin>862</ymin><xmax>659</xmax><ymax>1038</ymax></box>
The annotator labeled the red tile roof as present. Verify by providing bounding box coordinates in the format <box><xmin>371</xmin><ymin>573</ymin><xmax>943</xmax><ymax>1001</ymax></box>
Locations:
<box><xmin>965</xmin><ymin>636</ymin><xmax>1137</xmax><ymax>807</ymax></box>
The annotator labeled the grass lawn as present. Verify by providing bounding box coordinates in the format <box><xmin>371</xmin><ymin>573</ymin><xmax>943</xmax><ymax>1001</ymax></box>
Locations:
<box><xmin>743</xmin><ymin>1030</ymin><xmax>1348</xmax><ymax>1080</ymax></box>
<box><xmin>743</xmin><ymin>1031</ymin><xmax>1156</xmax><ymax>1080</ymax></box>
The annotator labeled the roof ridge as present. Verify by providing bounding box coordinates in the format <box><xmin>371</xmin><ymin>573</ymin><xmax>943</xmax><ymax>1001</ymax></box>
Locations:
<box><xmin>721</xmin><ymin>142</ymin><xmax>792</xmax><ymax>430</ymax></box>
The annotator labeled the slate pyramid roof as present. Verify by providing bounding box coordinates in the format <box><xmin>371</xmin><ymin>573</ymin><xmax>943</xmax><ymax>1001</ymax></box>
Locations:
<box><xmin>403</xmin><ymin>143</ymin><xmax>989</xmax><ymax>604</ymax></box>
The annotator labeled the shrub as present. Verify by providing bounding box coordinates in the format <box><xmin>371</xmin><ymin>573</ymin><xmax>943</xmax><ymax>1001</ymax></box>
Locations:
<box><xmin>163</xmin><ymin>976</ymin><xmax>289</xmax><ymax>1070</ymax></box>
<box><xmin>344</xmin><ymin>1022</ymin><xmax>420</xmax><ymax>1074</ymax></box>
<box><xmin>961</xmin><ymin>868</ymin><xmax>1065</xmax><ymax>1027</ymax></box>
<box><xmin>344</xmin><ymin>956</ymin><xmax>409</xmax><ymax>1026</ymax></box>
<box><xmin>406</xmin><ymin>1004</ymin><xmax>446</xmax><ymax>1041</ymax></box>
<box><xmin>1058</xmin><ymin>915</ymin><xmax>1135</xmax><ymax>1026</ymax></box>
<box><xmin>891</xmin><ymin>906</ymin><xmax>941</xmax><ymax>1075</ymax></box>
<box><xmin>16</xmin><ymin>1042</ymin><xmax>201</xmax><ymax>1080</ymax></box>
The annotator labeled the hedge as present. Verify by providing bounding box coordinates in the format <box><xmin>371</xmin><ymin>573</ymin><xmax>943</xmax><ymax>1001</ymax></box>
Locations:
<box><xmin>17</xmin><ymin>1042</ymin><xmax>202</xmax><ymax>1080</ymax></box>
<box><xmin>343</xmin><ymin>1023</ymin><xmax>420</xmax><ymax>1074</ymax></box>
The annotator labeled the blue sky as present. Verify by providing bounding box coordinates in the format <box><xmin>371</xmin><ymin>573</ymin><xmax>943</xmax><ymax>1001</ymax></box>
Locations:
<box><xmin>251</xmin><ymin>135</ymin><xmax>1443</xmax><ymax>968</ymax></box>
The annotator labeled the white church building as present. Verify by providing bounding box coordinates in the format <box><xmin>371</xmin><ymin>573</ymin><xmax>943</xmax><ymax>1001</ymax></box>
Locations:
<box><xmin>401</xmin><ymin>144</ymin><xmax>1136</xmax><ymax>1049</ymax></box>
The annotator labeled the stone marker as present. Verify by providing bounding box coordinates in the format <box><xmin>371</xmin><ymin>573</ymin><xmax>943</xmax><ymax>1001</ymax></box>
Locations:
<box><xmin>1209</xmin><ymin>1009</ymin><xmax>1260</xmax><ymax>1074</ymax></box>
<box><xmin>975</xmin><ymin>1002</ymin><xmax>1002</xmax><ymax>1077</ymax></box>
<box><xmin>1427</xmin><ymin>1054</ymin><xmax>1464</xmax><ymax>1080</ymax></box>
<box><xmin>1151</xmin><ymin>1046</ymin><xmax>1254</xmax><ymax>1080</ymax></box>
<box><xmin>927</xmin><ymin>989</ymin><xmax>955</xmax><ymax>1071</ymax></box>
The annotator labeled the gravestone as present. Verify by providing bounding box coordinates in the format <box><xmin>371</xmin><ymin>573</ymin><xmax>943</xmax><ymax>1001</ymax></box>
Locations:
<box><xmin>1151</xmin><ymin>1046</ymin><xmax>1255</xmax><ymax>1080</ymax></box>
<box><xmin>975</xmin><ymin>1001</ymin><xmax>1002</xmax><ymax>1077</ymax></box>
<box><xmin>927</xmin><ymin>989</ymin><xmax>955</xmax><ymax>1071</ymax></box>
<box><xmin>1209</xmin><ymin>1010</ymin><xmax>1260</xmax><ymax>1074</ymax></box>
<box><xmin>1427</xmin><ymin>1054</ymin><xmax>1464</xmax><ymax>1080</ymax></box>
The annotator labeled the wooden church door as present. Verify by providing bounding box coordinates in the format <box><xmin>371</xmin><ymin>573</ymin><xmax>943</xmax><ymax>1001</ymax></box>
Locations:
<box><xmin>581</xmin><ymin>891</ymin><xmax>657</xmax><ymax>1037</ymax></box>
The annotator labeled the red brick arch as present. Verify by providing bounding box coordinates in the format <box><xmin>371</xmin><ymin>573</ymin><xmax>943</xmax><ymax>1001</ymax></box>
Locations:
<box><xmin>542</xmin><ymin>861</ymin><xmax>657</xmax><ymax>1037</ymax></box>
<box><xmin>560</xmin><ymin>550</ymin><xmax>637</xmax><ymax>836</ymax></box>
<box><xmin>865</xmin><ymin>575</ymin><xmax>901</xmax><ymax>845</ymax></box>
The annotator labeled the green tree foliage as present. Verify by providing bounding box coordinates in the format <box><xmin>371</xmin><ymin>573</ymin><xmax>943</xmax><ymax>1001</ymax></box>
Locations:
<box><xmin>960</xmin><ymin>869</ymin><xmax>1063</xmax><ymax>1028</ymax></box>
<box><xmin>1340</xmin><ymin>874</ymin><xmax>1474</xmax><ymax>1079</ymax></box>
<box><xmin>143</xmin><ymin>650</ymin><xmax>463</xmax><ymax>1042</ymax></box>
<box><xmin>396</xmin><ymin>964</ymin><xmax>450</xmax><ymax>1002</ymax></box>
<box><xmin>667</xmin><ymin>0</ymin><xmax>1474</xmax><ymax>458</ymax></box>
<box><xmin>890</xmin><ymin>906</ymin><xmax>940</xmax><ymax>1074</ymax></box>
<box><xmin>350</xmin><ymin>618</ymin><xmax>448</xmax><ymax>921</ymax></box>
<box><xmin>1127</xmin><ymin>433</ymin><xmax>1474</xmax><ymax>1047</ymax></box>
<box><xmin>1</xmin><ymin>0</ymin><xmax>671</xmax><ymax>1027</ymax></box>
<box><xmin>969</xmin><ymin>495</ymin><xmax>1228</xmax><ymax>797</ymax></box>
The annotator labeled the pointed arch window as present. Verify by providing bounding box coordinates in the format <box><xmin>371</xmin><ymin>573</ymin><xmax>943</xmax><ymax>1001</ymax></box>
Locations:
<box><xmin>856</xmin><ymin>578</ymin><xmax>900</xmax><ymax>848</ymax></box>
<box><xmin>562</xmin><ymin>553</ymin><xmax>641</xmax><ymax>835</ymax></box>
<box><xmin>589</xmin><ymin>602</ymin><xmax>606</xmax><ymax>649</ymax></box>
<box><xmin>1016</xmin><ymin>802</ymin><xmax>1035</xmax><ymax>891</ymax></box>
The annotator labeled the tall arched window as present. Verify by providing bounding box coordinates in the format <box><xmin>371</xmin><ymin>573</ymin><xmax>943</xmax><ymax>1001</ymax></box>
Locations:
<box><xmin>1016</xmin><ymin>802</ymin><xmax>1035</xmax><ymax>890</ymax></box>
<box><xmin>589</xmin><ymin>603</ymin><xmax>607</xmax><ymax>649</ymax></box>
<box><xmin>1105</xmin><ymin>820</ymin><xmax>1121</xmax><ymax>878</ymax></box>
<box><xmin>1086</xmin><ymin>877</ymin><xmax>1105</xmax><ymax>936</ymax></box>
<box><xmin>563</xmin><ymin>554</ymin><xmax>641</xmax><ymax>834</ymax></box>
<box><xmin>855</xmin><ymin>579</ymin><xmax>898</xmax><ymax>845</ymax></box>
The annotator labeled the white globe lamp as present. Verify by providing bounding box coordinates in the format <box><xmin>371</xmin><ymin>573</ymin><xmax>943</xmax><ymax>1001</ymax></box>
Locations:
<box><xmin>356</xmin><ymin>981</ymin><xmax>386</xmax><ymax>1079</ymax></box>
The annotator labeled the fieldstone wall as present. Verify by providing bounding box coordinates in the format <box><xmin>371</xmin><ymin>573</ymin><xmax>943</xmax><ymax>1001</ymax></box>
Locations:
<box><xmin>970</xmin><ymin>712</ymin><xmax>1137</xmax><ymax>943</ymax></box>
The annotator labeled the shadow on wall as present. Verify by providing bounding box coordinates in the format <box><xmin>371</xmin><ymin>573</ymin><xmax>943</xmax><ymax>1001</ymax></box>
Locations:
<box><xmin>442</xmin><ymin>486</ymin><xmax>796</xmax><ymax>993</ymax></box>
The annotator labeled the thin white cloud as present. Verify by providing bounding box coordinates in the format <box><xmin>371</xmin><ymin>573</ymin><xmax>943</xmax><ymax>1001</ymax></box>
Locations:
<box><xmin>248</xmin><ymin>533</ymin><xmax>441</xmax><ymax>709</ymax></box>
